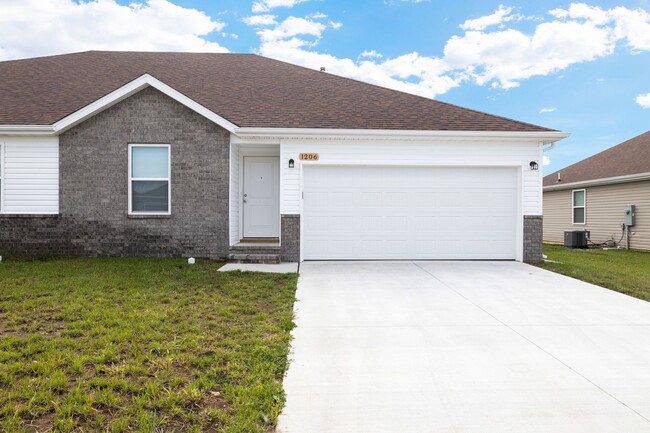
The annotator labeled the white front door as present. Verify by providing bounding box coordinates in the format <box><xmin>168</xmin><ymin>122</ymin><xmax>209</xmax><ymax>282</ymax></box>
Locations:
<box><xmin>243</xmin><ymin>156</ymin><xmax>280</xmax><ymax>238</ymax></box>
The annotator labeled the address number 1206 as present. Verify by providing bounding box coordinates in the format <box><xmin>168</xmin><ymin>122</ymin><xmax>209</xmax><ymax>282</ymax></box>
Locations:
<box><xmin>299</xmin><ymin>153</ymin><xmax>320</xmax><ymax>161</ymax></box>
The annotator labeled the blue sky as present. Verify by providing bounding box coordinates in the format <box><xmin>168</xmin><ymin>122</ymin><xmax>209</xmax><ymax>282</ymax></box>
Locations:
<box><xmin>2</xmin><ymin>0</ymin><xmax>650</xmax><ymax>174</ymax></box>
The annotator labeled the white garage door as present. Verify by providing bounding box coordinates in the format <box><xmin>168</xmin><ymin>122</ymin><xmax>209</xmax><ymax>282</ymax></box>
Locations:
<box><xmin>302</xmin><ymin>166</ymin><xmax>518</xmax><ymax>260</ymax></box>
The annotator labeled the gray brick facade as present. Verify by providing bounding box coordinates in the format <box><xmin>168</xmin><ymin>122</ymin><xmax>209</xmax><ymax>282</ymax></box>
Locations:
<box><xmin>281</xmin><ymin>215</ymin><xmax>300</xmax><ymax>262</ymax></box>
<box><xmin>0</xmin><ymin>87</ymin><xmax>230</xmax><ymax>258</ymax></box>
<box><xmin>523</xmin><ymin>215</ymin><xmax>544</xmax><ymax>263</ymax></box>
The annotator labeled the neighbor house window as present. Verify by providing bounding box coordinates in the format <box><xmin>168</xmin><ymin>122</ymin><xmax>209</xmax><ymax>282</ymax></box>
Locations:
<box><xmin>572</xmin><ymin>189</ymin><xmax>585</xmax><ymax>224</ymax></box>
<box><xmin>128</xmin><ymin>144</ymin><xmax>170</xmax><ymax>215</ymax></box>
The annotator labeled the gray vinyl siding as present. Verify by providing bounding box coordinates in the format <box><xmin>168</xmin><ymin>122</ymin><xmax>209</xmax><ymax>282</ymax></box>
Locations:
<box><xmin>543</xmin><ymin>180</ymin><xmax>650</xmax><ymax>251</ymax></box>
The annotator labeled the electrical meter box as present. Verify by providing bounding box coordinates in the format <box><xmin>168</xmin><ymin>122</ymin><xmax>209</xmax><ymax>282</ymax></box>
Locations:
<box><xmin>624</xmin><ymin>204</ymin><xmax>635</xmax><ymax>226</ymax></box>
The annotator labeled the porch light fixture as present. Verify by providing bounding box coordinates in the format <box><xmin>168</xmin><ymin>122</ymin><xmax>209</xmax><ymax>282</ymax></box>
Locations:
<box><xmin>288</xmin><ymin>158</ymin><xmax>295</xmax><ymax>168</ymax></box>
<box><xmin>529</xmin><ymin>161</ymin><xmax>539</xmax><ymax>171</ymax></box>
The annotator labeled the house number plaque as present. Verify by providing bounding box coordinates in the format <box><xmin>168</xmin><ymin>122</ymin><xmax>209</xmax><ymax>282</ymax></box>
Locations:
<box><xmin>299</xmin><ymin>153</ymin><xmax>320</xmax><ymax>161</ymax></box>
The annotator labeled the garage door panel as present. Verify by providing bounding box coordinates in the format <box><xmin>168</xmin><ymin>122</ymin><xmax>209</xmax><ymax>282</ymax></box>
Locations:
<box><xmin>303</xmin><ymin>166</ymin><xmax>517</xmax><ymax>260</ymax></box>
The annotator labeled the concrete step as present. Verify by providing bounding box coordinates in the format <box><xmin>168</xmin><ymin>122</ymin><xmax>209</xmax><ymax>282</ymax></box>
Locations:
<box><xmin>228</xmin><ymin>253</ymin><xmax>281</xmax><ymax>264</ymax></box>
<box><xmin>229</xmin><ymin>245</ymin><xmax>281</xmax><ymax>256</ymax></box>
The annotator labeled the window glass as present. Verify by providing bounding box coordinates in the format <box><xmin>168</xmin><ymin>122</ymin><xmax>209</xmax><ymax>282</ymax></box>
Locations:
<box><xmin>572</xmin><ymin>190</ymin><xmax>585</xmax><ymax>224</ymax></box>
<box><xmin>573</xmin><ymin>207</ymin><xmax>585</xmax><ymax>224</ymax></box>
<box><xmin>573</xmin><ymin>190</ymin><xmax>585</xmax><ymax>207</ymax></box>
<box><xmin>132</xmin><ymin>146</ymin><xmax>169</xmax><ymax>178</ymax></box>
<box><xmin>132</xmin><ymin>180</ymin><xmax>169</xmax><ymax>212</ymax></box>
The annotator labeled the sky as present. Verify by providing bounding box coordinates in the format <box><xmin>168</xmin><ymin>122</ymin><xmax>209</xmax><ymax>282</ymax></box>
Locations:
<box><xmin>1</xmin><ymin>0</ymin><xmax>650</xmax><ymax>175</ymax></box>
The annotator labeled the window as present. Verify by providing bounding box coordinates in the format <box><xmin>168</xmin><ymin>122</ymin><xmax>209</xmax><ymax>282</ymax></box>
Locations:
<box><xmin>572</xmin><ymin>189</ymin><xmax>585</xmax><ymax>224</ymax></box>
<box><xmin>128</xmin><ymin>144</ymin><xmax>170</xmax><ymax>215</ymax></box>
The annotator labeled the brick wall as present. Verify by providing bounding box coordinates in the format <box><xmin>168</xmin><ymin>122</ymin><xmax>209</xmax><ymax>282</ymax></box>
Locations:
<box><xmin>280</xmin><ymin>215</ymin><xmax>300</xmax><ymax>262</ymax></box>
<box><xmin>0</xmin><ymin>87</ymin><xmax>230</xmax><ymax>258</ymax></box>
<box><xmin>523</xmin><ymin>215</ymin><xmax>543</xmax><ymax>263</ymax></box>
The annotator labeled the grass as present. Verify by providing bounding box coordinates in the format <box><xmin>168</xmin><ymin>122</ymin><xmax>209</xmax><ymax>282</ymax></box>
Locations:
<box><xmin>539</xmin><ymin>244</ymin><xmax>650</xmax><ymax>302</ymax></box>
<box><xmin>0</xmin><ymin>257</ymin><xmax>297</xmax><ymax>432</ymax></box>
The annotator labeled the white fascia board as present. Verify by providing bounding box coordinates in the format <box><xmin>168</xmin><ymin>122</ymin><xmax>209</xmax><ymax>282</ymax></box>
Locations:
<box><xmin>543</xmin><ymin>171</ymin><xmax>650</xmax><ymax>191</ymax></box>
<box><xmin>230</xmin><ymin>134</ymin><xmax>281</xmax><ymax>145</ymax></box>
<box><xmin>52</xmin><ymin>74</ymin><xmax>237</xmax><ymax>134</ymax></box>
<box><xmin>0</xmin><ymin>125</ymin><xmax>55</xmax><ymax>136</ymax></box>
<box><xmin>233</xmin><ymin>127</ymin><xmax>570</xmax><ymax>143</ymax></box>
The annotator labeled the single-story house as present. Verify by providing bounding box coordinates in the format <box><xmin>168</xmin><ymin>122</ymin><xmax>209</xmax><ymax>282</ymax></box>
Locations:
<box><xmin>0</xmin><ymin>51</ymin><xmax>567</xmax><ymax>263</ymax></box>
<box><xmin>544</xmin><ymin>131</ymin><xmax>650</xmax><ymax>250</ymax></box>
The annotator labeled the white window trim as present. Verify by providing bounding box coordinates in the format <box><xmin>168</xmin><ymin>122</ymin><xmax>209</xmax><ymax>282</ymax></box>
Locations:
<box><xmin>128</xmin><ymin>143</ymin><xmax>171</xmax><ymax>216</ymax></box>
<box><xmin>572</xmin><ymin>189</ymin><xmax>586</xmax><ymax>225</ymax></box>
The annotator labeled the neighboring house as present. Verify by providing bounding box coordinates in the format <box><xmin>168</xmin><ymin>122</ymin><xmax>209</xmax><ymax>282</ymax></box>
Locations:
<box><xmin>0</xmin><ymin>51</ymin><xmax>567</xmax><ymax>263</ymax></box>
<box><xmin>544</xmin><ymin>131</ymin><xmax>650</xmax><ymax>250</ymax></box>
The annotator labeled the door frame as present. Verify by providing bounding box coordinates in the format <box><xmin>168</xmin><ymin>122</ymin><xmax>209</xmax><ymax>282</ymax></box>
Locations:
<box><xmin>239</xmin><ymin>152</ymin><xmax>281</xmax><ymax>240</ymax></box>
<box><xmin>299</xmin><ymin>162</ymin><xmax>524</xmax><ymax>262</ymax></box>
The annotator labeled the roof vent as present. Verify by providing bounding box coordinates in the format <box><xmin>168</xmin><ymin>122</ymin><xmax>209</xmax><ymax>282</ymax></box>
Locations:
<box><xmin>320</xmin><ymin>66</ymin><xmax>326</xmax><ymax>72</ymax></box>
<box><xmin>557</xmin><ymin>172</ymin><xmax>562</xmax><ymax>182</ymax></box>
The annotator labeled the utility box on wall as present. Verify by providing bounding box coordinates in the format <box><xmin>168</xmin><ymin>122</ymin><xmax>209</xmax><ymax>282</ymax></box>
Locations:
<box><xmin>624</xmin><ymin>204</ymin><xmax>635</xmax><ymax>226</ymax></box>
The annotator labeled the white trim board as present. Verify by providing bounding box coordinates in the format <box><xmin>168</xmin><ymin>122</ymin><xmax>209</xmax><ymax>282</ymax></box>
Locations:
<box><xmin>235</xmin><ymin>128</ymin><xmax>569</xmax><ymax>143</ymax></box>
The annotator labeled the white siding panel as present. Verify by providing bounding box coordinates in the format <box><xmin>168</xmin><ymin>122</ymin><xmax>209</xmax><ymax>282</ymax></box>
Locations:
<box><xmin>2</xmin><ymin>137</ymin><xmax>59</xmax><ymax>214</ymax></box>
<box><xmin>229</xmin><ymin>141</ymin><xmax>240</xmax><ymax>245</ymax></box>
<box><xmin>280</xmin><ymin>139</ymin><xmax>542</xmax><ymax>215</ymax></box>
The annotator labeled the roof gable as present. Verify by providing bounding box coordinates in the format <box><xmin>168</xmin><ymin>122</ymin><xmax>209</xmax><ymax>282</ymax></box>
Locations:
<box><xmin>0</xmin><ymin>51</ymin><xmax>557</xmax><ymax>133</ymax></box>
<box><xmin>544</xmin><ymin>131</ymin><xmax>650</xmax><ymax>188</ymax></box>
<box><xmin>53</xmin><ymin>74</ymin><xmax>236</xmax><ymax>134</ymax></box>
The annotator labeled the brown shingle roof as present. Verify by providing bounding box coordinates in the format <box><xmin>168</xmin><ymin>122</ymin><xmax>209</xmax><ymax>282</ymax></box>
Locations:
<box><xmin>544</xmin><ymin>131</ymin><xmax>650</xmax><ymax>187</ymax></box>
<box><xmin>0</xmin><ymin>51</ymin><xmax>554</xmax><ymax>131</ymax></box>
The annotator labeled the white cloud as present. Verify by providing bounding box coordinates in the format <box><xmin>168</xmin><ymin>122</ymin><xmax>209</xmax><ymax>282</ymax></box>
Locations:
<box><xmin>0</xmin><ymin>0</ymin><xmax>227</xmax><ymax>61</ymax></box>
<box><xmin>258</xmin><ymin>17</ymin><xmax>327</xmax><ymax>42</ymax></box>
<box><xmin>444</xmin><ymin>19</ymin><xmax>616</xmax><ymax>89</ymax></box>
<box><xmin>252</xmin><ymin>0</ymin><xmax>310</xmax><ymax>13</ymax></box>
<box><xmin>359</xmin><ymin>50</ymin><xmax>383</xmax><ymax>59</ymax></box>
<box><xmin>329</xmin><ymin>20</ymin><xmax>343</xmax><ymax>29</ymax></box>
<box><xmin>308</xmin><ymin>12</ymin><xmax>327</xmax><ymax>19</ymax></box>
<box><xmin>636</xmin><ymin>92</ymin><xmax>650</xmax><ymax>108</ymax></box>
<box><xmin>256</xmin><ymin>16</ymin><xmax>459</xmax><ymax>98</ymax></box>
<box><xmin>539</xmin><ymin>107</ymin><xmax>557</xmax><ymax>113</ymax></box>
<box><xmin>609</xmin><ymin>6</ymin><xmax>650</xmax><ymax>51</ymax></box>
<box><xmin>254</xmin><ymin>3</ymin><xmax>650</xmax><ymax>99</ymax></box>
<box><xmin>460</xmin><ymin>5</ymin><xmax>521</xmax><ymax>31</ymax></box>
<box><xmin>4</xmin><ymin>1</ymin><xmax>650</xmax><ymax>104</ymax></box>
<box><xmin>242</xmin><ymin>14</ymin><xmax>277</xmax><ymax>26</ymax></box>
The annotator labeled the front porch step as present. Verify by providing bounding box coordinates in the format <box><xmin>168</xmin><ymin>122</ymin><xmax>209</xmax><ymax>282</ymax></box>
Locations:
<box><xmin>228</xmin><ymin>253</ymin><xmax>281</xmax><ymax>264</ymax></box>
<box><xmin>229</xmin><ymin>244</ymin><xmax>281</xmax><ymax>256</ymax></box>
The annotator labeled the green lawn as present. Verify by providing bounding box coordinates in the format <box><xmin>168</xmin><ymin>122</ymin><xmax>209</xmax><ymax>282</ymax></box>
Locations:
<box><xmin>0</xmin><ymin>258</ymin><xmax>297</xmax><ymax>433</ymax></box>
<box><xmin>539</xmin><ymin>244</ymin><xmax>650</xmax><ymax>302</ymax></box>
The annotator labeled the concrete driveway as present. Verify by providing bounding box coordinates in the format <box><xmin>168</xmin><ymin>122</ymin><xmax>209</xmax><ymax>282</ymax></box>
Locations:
<box><xmin>277</xmin><ymin>261</ymin><xmax>650</xmax><ymax>433</ymax></box>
